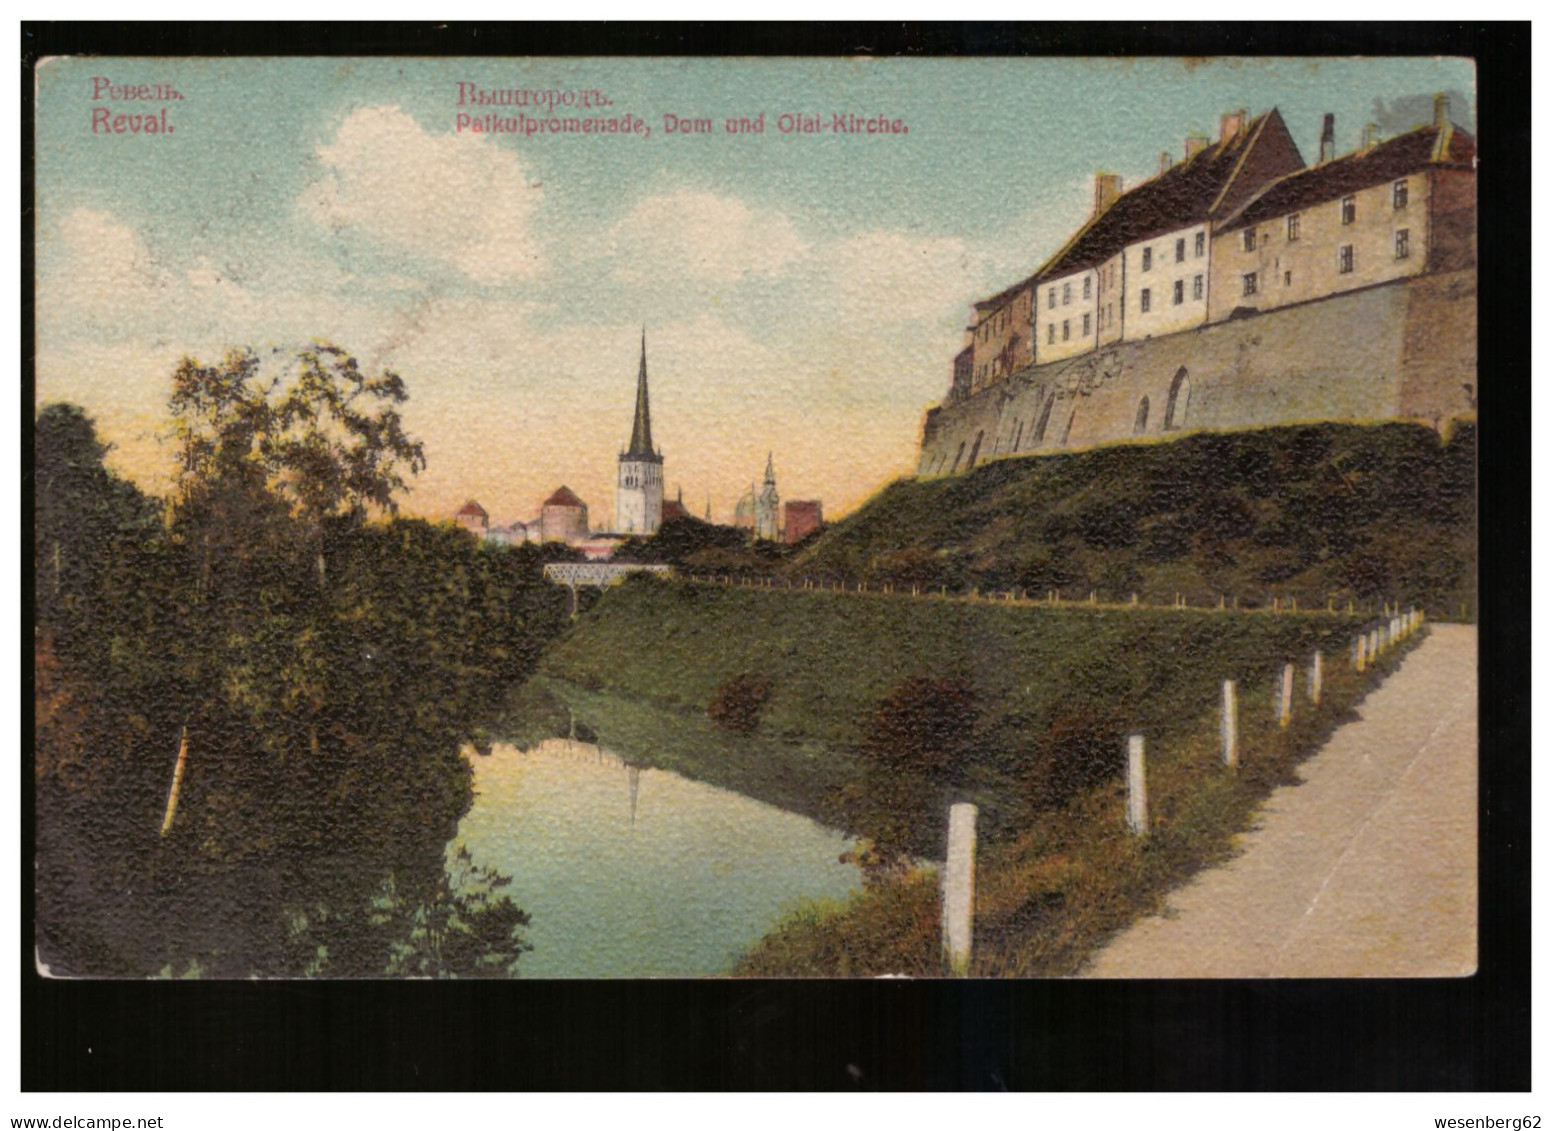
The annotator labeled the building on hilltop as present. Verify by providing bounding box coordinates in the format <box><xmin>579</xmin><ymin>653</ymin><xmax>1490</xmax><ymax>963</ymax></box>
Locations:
<box><xmin>919</xmin><ymin>94</ymin><xmax>1476</xmax><ymax>475</ymax></box>
<box><xmin>615</xmin><ymin>329</ymin><xmax>664</xmax><ymax>537</ymax></box>
<box><xmin>453</xmin><ymin>499</ymin><xmax>489</xmax><ymax>535</ymax></box>
<box><xmin>783</xmin><ymin>499</ymin><xmax>823</xmax><ymax>545</ymax></box>
<box><xmin>541</xmin><ymin>486</ymin><xmax>590</xmax><ymax>544</ymax></box>
<box><xmin>958</xmin><ymin>108</ymin><xmax>1304</xmax><ymax>404</ymax></box>
<box><xmin>1208</xmin><ymin>95</ymin><xmax>1475</xmax><ymax>323</ymax></box>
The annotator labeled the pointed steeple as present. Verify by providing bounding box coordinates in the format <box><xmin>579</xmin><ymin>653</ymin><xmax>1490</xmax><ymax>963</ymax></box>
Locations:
<box><xmin>626</xmin><ymin>327</ymin><xmax>655</xmax><ymax>458</ymax></box>
<box><xmin>764</xmin><ymin>452</ymin><xmax>776</xmax><ymax>485</ymax></box>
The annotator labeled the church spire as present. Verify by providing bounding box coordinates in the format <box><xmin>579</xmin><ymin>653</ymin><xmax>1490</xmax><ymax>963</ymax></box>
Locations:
<box><xmin>764</xmin><ymin>451</ymin><xmax>776</xmax><ymax>485</ymax></box>
<box><xmin>627</xmin><ymin>327</ymin><xmax>655</xmax><ymax>457</ymax></box>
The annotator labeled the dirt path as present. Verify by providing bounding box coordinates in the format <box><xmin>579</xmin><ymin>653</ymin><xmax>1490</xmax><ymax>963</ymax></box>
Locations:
<box><xmin>1082</xmin><ymin>623</ymin><xmax>1477</xmax><ymax>978</ymax></box>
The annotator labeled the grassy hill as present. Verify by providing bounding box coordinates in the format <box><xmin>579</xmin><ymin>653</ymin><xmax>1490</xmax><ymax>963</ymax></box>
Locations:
<box><xmin>538</xmin><ymin>580</ymin><xmax>1367</xmax><ymax>853</ymax></box>
<box><xmin>789</xmin><ymin>421</ymin><xmax>1475</xmax><ymax>616</ymax></box>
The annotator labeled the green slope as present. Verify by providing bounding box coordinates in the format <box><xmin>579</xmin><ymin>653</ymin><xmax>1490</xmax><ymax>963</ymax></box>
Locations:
<box><xmin>791</xmin><ymin>421</ymin><xmax>1475</xmax><ymax>615</ymax></box>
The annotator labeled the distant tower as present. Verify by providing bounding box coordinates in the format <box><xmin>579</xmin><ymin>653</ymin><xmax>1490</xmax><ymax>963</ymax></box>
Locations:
<box><xmin>616</xmin><ymin>329</ymin><xmax>665</xmax><ymax>535</ymax></box>
<box><xmin>755</xmin><ymin>452</ymin><xmax>781</xmax><ymax>541</ymax></box>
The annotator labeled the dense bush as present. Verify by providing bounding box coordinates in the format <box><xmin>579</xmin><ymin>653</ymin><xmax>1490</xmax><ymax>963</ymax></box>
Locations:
<box><xmin>707</xmin><ymin>672</ymin><xmax>774</xmax><ymax>734</ymax></box>
<box><xmin>862</xmin><ymin>675</ymin><xmax>977</xmax><ymax>781</ymax></box>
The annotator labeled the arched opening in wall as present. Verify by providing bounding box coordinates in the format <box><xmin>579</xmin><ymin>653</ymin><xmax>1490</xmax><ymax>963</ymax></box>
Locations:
<box><xmin>966</xmin><ymin>431</ymin><xmax>986</xmax><ymax>471</ymax></box>
<box><xmin>1033</xmin><ymin>395</ymin><xmax>1056</xmax><ymax>445</ymax></box>
<box><xmin>1059</xmin><ymin>408</ymin><xmax>1077</xmax><ymax>447</ymax></box>
<box><xmin>1134</xmin><ymin>396</ymin><xmax>1150</xmax><ymax>435</ymax></box>
<box><xmin>950</xmin><ymin>441</ymin><xmax>966</xmax><ymax>474</ymax></box>
<box><xmin>1013</xmin><ymin>420</ymin><xmax>1025</xmax><ymax>452</ymax></box>
<box><xmin>1164</xmin><ymin>367</ymin><xmax>1191</xmax><ymax>431</ymax></box>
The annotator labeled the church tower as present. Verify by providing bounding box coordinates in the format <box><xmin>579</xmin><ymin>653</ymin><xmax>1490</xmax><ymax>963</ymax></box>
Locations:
<box><xmin>616</xmin><ymin>329</ymin><xmax>664</xmax><ymax>536</ymax></box>
<box><xmin>755</xmin><ymin>452</ymin><xmax>781</xmax><ymax>541</ymax></box>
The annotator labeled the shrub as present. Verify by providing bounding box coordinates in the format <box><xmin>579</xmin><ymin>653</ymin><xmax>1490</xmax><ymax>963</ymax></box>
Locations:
<box><xmin>707</xmin><ymin>672</ymin><xmax>774</xmax><ymax>734</ymax></box>
<box><xmin>1025</xmin><ymin>708</ymin><xmax>1126</xmax><ymax>810</ymax></box>
<box><xmin>863</xmin><ymin>675</ymin><xmax>977</xmax><ymax>780</ymax></box>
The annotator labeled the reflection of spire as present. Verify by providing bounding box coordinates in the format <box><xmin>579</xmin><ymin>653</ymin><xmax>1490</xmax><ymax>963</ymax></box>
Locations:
<box><xmin>627</xmin><ymin>764</ymin><xmax>641</xmax><ymax>827</ymax></box>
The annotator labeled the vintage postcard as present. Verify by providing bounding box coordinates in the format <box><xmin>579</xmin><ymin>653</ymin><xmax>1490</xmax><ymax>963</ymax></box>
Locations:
<box><xmin>32</xmin><ymin>54</ymin><xmax>1477</xmax><ymax>980</ymax></box>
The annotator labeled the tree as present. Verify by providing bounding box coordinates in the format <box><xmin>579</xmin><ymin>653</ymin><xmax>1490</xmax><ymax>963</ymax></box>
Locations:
<box><xmin>169</xmin><ymin>344</ymin><xmax>426</xmax><ymax>586</ymax></box>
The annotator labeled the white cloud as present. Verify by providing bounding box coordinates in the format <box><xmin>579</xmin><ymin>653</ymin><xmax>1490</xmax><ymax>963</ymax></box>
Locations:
<box><xmin>299</xmin><ymin>105</ymin><xmax>544</xmax><ymax>285</ymax></box>
<box><xmin>46</xmin><ymin>208</ymin><xmax>176</xmax><ymax>313</ymax></box>
<box><xmin>606</xmin><ymin>190</ymin><xmax>806</xmax><ymax>284</ymax></box>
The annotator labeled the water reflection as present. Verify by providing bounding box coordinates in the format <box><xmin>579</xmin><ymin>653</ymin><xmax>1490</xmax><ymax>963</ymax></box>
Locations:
<box><xmin>455</xmin><ymin>736</ymin><xmax>864</xmax><ymax>978</ymax></box>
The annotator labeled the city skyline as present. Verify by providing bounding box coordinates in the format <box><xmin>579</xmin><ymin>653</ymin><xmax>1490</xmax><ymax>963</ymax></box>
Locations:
<box><xmin>35</xmin><ymin>56</ymin><xmax>1475</xmax><ymax>520</ymax></box>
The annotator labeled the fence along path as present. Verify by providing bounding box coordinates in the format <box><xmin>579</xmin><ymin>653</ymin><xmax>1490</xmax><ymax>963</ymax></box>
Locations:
<box><xmin>1078</xmin><ymin>622</ymin><xmax>1476</xmax><ymax>978</ymax></box>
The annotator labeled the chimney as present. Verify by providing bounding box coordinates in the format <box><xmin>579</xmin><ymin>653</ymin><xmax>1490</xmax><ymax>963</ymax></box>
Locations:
<box><xmin>1318</xmin><ymin>113</ymin><xmax>1336</xmax><ymax>164</ymax></box>
<box><xmin>1158</xmin><ymin>150</ymin><xmax>1174</xmax><ymax>176</ymax></box>
<box><xmin>1093</xmin><ymin>172</ymin><xmax>1122</xmax><ymax>215</ymax></box>
<box><xmin>1431</xmin><ymin>91</ymin><xmax>1456</xmax><ymax>161</ymax></box>
<box><xmin>1183</xmin><ymin>133</ymin><xmax>1208</xmax><ymax>160</ymax></box>
<box><xmin>1219</xmin><ymin>108</ymin><xmax>1247</xmax><ymax>145</ymax></box>
<box><xmin>1362</xmin><ymin>122</ymin><xmax>1381</xmax><ymax>151</ymax></box>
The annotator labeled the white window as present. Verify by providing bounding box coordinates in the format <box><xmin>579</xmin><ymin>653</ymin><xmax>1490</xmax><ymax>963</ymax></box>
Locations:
<box><xmin>1175</xmin><ymin>238</ymin><xmax>1186</xmax><ymax>263</ymax></box>
<box><xmin>1287</xmin><ymin>213</ymin><xmax>1301</xmax><ymax>241</ymax></box>
<box><xmin>1242</xmin><ymin>272</ymin><xmax>1258</xmax><ymax>295</ymax></box>
<box><xmin>1062</xmin><ymin>319</ymin><xmax>1070</xmax><ymax>341</ymax></box>
<box><xmin>1194</xmin><ymin>232</ymin><xmax>1205</xmax><ymax>257</ymax></box>
<box><xmin>1141</xmin><ymin>247</ymin><xmax>1153</xmax><ymax>271</ymax></box>
<box><xmin>1048</xmin><ymin>288</ymin><xmax>1056</xmax><ymax>310</ymax></box>
<box><xmin>1341</xmin><ymin>196</ymin><xmax>1356</xmax><ymax>225</ymax></box>
<box><xmin>1083</xmin><ymin>276</ymin><xmax>1091</xmax><ymax>299</ymax></box>
<box><xmin>1338</xmin><ymin>244</ymin><xmax>1354</xmax><ymax>273</ymax></box>
<box><xmin>1063</xmin><ymin>282</ymin><xmax>1071</xmax><ymax>305</ymax></box>
<box><xmin>1192</xmin><ymin>274</ymin><xmax>1203</xmax><ymax>300</ymax></box>
<box><xmin>1242</xmin><ymin>229</ymin><xmax>1256</xmax><ymax>252</ymax></box>
<box><xmin>1395</xmin><ymin>229</ymin><xmax>1410</xmax><ymax>259</ymax></box>
<box><xmin>1047</xmin><ymin>323</ymin><xmax>1055</xmax><ymax>345</ymax></box>
<box><xmin>1173</xmin><ymin>279</ymin><xmax>1184</xmax><ymax>305</ymax></box>
<box><xmin>1140</xmin><ymin>288</ymin><xmax>1151</xmax><ymax>313</ymax></box>
<box><xmin>1393</xmin><ymin>179</ymin><xmax>1409</xmax><ymax>209</ymax></box>
<box><xmin>1082</xmin><ymin>312</ymin><xmax>1091</xmax><ymax>335</ymax></box>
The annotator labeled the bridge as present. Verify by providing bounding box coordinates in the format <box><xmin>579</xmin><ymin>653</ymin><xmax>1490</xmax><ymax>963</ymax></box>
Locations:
<box><xmin>543</xmin><ymin>562</ymin><xmax>675</xmax><ymax>615</ymax></box>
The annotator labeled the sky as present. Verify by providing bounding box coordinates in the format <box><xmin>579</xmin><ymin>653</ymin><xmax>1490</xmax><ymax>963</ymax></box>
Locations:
<box><xmin>34</xmin><ymin>55</ymin><xmax>1475</xmax><ymax>523</ymax></box>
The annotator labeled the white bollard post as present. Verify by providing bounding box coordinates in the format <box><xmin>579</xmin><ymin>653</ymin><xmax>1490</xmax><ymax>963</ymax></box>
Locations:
<box><xmin>1278</xmin><ymin>663</ymin><xmax>1294</xmax><ymax>728</ymax></box>
<box><xmin>942</xmin><ymin>802</ymin><xmax>978</xmax><ymax>976</ymax></box>
<box><xmin>1309</xmin><ymin>650</ymin><xmax>1323</xmax><ymax>706</ymax></box>
<box><xmin>1221</xmin><ymin>680</ymin><xmax>1239</xmax><ymax>769</ymax></box>
<box><xmin>1126</xmin><ymin>735</ymin><xmax>1149</xmax><ymax>835</ymax></box>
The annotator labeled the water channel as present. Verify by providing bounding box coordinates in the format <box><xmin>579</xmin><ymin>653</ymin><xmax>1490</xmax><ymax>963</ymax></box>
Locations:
<box><xmin>453</xmin><ymin>698</ymin><xmax>867</xmax><ymax>977</ymax></box>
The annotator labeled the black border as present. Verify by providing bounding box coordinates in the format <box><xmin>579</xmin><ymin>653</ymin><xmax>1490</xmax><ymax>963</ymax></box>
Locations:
<box><xmin>21</xmin><ymin>21</ymin><xmax>1530</xmax><ymax>1092</ymax></box>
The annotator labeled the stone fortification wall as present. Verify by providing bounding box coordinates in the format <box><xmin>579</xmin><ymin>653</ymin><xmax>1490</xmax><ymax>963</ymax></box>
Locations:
<box><xmin>917</xmin><ymin>268</ymin><xmax>1476</xmax><ymax>475</ymax></box>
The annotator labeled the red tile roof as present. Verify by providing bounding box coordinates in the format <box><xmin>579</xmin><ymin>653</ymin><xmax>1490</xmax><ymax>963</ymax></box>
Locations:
<box><xmin>455</xmin><ymin>499</ymin><xmax>487</xmax><ymax>519</ymax></box>
<box><xmin>543</xmin><ymin>486</ymin><xmax>585</xmax><ymax>509</ymax></box>
<box><xmin>1217</xmin><ymin>124</ymin><xmax>1476</xmax><ymax>234</ymax></box>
